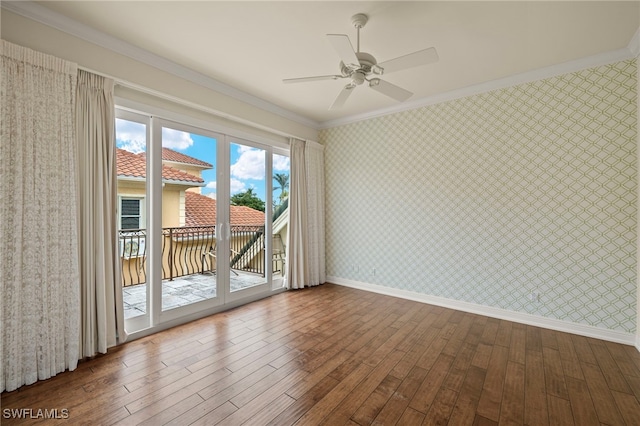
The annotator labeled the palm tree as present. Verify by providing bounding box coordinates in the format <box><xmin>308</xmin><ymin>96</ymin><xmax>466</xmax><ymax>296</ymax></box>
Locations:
<box><xmin>231</xmin><ymin>188</ymin><xmax>265</xmax><ymax>211</ymax></box>
<box><xmin>273</xmin><ymin>173</ymin><xmax>289</xmax><ymax>206</ymax></box>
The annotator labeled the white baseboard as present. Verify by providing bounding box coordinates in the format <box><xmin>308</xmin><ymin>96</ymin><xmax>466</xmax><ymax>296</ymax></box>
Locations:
<box><xmin>328</xmin><ymin>276</ymin><xmax>637</xmax><ymax>347</ymax></box>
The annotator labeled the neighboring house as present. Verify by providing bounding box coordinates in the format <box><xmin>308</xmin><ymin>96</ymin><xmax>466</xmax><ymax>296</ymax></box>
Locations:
<box><xmin>116</xmin><ymin>147</ymin><xmax>281</xmax><ymax>284</ymax></box>
<box><xmin>116</xmin><ymin>147</ymin><xmax>268</xmax><ymax>229</ymax></box>
<box><xmin>116</xmin><ymin>147</ymin><xmax>207</xmax><ymax>229</ymax></box>
<box><xmin>141</xmin><ymin>147</ymin><xmax>213</xmax><ymax>194</ymax></box>
<box><xmin>117</xmin><ymin>147</ymin><xmax>208</xmax><ymax>284</ymax></box>
<box><xmin>185</xmin><ymin>191</ymin><xmax>265</xmax><ymax>227</ymax></box>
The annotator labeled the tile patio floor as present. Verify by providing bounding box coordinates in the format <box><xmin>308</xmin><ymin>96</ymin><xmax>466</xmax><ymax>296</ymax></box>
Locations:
<box><xmin>122</xmin><ymin>271</ymin><xmax>276</xmax><ymax>319</ymax></box>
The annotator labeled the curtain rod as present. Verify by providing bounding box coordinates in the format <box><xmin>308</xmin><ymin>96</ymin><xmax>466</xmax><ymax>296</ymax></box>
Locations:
<box><xmin>78</xmin><ymin>65</ymin><xmax>308</xmax><ymax>143</ymax></box>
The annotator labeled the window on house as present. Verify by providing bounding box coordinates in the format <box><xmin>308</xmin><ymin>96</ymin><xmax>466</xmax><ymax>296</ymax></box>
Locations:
<box><xmin>119</xmin><ymin>197</ymin><xmax>145</xmax><ymax>230</ymax></box>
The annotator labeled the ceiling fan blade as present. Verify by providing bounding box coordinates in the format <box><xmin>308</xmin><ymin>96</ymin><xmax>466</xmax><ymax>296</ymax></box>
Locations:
<box><xmin>329</xmin><ymin>84</ymin><xmax>356</xmax><ymax>110</ymax></box>
<box><xmin>327</xmin><ymin>34</ymin><xmax>359</xmax><ymax>68</ymax></box>
<box><xmin>283</xmin><ymin>75</ymin><xmax>344</xmax><ymax>84</ymax></box>
<box><xmin>376</xmin><ymin>47</ymin><xmax>439</xmax><ymax>75</ymax></box>
<box><xmin>369</xmin><ymin>78</ymin><xmax>413</xmax><ymax>102</ymax></box>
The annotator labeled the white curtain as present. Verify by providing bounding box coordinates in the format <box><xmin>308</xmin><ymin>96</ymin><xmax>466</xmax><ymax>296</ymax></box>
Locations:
<box><xmin>76</xmin><ymin>69</ymin><xmax>126</xmax><ymax>357</ymax></box>
<box><xmin>285</xmin><ymin>138</ymin><xmax>326</xmax><ymax>289</ymax></box>
<box><xmin>305</xmin><ymin>141</ymin><xmax>326</xmax><ymax>286</ymax></box>
<box><xmin>286</xmin><ymin>139</ymin><xmax>308</xmax><ymax>288</ymax></box>
<box><xmin>0</xmin><ymin>40</ymin><xmax>80</xmax><ymax>392</ymax></box>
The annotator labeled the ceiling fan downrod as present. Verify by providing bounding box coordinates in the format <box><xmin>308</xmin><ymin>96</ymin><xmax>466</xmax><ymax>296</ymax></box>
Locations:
<box><xmin>351</xmin><ymin>13</ymin><xmax>368</xmax><ymax>53</ymax></box>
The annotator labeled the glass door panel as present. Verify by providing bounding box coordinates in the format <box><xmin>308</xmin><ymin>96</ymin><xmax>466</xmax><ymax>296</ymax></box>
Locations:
<box><xmin>116</xmin><ymin>111</ymin><xmax>150</xmax><ymax>332</ymax></box>
<box><xmin>272</xmin><ymin>152</ymin><xmax>290</xmax><ymax>289</ymax></box>
<box><xmin>227</xmin><ymin>140</ymin><xmax>269</xmax><ymax>298</ymax></box>
<box><xmin>157</xmin><ymin>121</ymin><xmax>222</xmax><ymax>316</ymax></box>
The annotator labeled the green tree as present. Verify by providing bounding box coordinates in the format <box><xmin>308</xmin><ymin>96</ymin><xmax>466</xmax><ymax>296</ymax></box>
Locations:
<box><xmin>231</xmin><ymin>188</ymin><xmax>265</xmax><ymax>212</ymax></box>
<box><xmin>273</xmin><ymin>173</ymin><xmax>289</xmax><ymax>206</ymax></box>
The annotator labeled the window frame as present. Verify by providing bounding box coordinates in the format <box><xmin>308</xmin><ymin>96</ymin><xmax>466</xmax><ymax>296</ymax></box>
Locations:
<box><xmin>118</xmin><ymin>195</ymin><xmax>146</xmax><ymax>230</ymax></box>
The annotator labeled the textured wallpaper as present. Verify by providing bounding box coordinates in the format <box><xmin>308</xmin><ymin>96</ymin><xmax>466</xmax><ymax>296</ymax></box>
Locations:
<box><xmin>321</xmin><ymin>59</ymin><xmax>637</xmax><ymax>333</ymax></box>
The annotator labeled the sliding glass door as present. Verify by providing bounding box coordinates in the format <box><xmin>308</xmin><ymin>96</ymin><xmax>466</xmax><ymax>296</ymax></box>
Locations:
<box><xmin>118</xmin><ymin>111</ymin><xmax>289</xmax><ymax>334</ymax></box>
<box><xmin>154</xmin><ymin>120</ymin><xmax>223</xmax><ymax>322</ymax></box>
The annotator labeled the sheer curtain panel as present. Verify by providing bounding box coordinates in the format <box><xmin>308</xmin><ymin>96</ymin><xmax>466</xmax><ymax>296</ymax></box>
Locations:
<box><xmin>285</xmin><ymin>138</ymin><xmax>326</xmax><ymax>289</ymax></box>
<box><xmin>76</xmin><ymin>69</ymin><xmax>126</xmax><ymax>357</ymax></box>
<box><xmin>0</xmin><ymin>40</ymin><xmax>80</xmax><ymax>392</ymax></box>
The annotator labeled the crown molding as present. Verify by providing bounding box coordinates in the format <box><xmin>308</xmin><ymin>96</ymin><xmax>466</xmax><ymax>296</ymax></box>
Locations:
<box><xmin>629</xmin><ymin>26</ymin><xmax>640</xmax><ymax>57</ymax></box>
<box><xmin>4</xmin><ymin>2</ymin><xmax>638</xmax><ymax>133</ymax></box>
<box><xmin>1</xmin><ymin>1</ymin><xmax>321</xmax><ymax>130</ymax></box>
<box><xmin>319</xmin><ymin>35</ymin><xmax>640</xmax><ymax>129</ymax></box>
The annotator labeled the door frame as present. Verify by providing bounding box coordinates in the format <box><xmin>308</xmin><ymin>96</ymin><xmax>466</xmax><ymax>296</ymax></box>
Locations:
<box><xmin>117</xmin><ymin>105</ymin><xmax>289</xmax><ymax>338</ymax></box>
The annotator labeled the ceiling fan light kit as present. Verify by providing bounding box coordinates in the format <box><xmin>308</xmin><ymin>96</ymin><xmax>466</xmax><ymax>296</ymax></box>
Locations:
<box><xmin>283</xmin><ymin>13</ymin><xmax>439</xmax><ymax>109</ymax></box>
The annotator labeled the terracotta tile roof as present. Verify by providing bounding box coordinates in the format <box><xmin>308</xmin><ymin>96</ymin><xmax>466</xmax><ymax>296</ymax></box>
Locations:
<box><xmin>116</xmin><ymin>148</ymin><xmax>204</xmax><ymax>184</ymax></box>
<box><xmin>231</xmin><ymin>205</ymin><xmax>268</xmax><ymax>226</ymax></box>
<box><xmin>161</xmin><ymin>147</ymin><xmax>212</xmax><ymax>168</ymax></box>
<box><xmin>185</xmin><ymin>191</ymin><xmax>217</xmax><ymax>227</ymax></box>
<box><xmin>185</xmin><ymin>192</ymin><xmax>265</xmax><ymax>227</ymax></box>
<box><xmin>160</xmin><ymin>164</ymin><xmax>204</xmax><ymax>184</ymax></box>
<box><xmin>116</xmin><ymin>148</ymin><xmax>146</xmax><ymax>179</ymax></box>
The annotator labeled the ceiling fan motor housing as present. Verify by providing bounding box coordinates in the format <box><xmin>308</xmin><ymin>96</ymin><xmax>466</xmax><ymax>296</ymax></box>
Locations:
<box><xmin>341</xmin><ymin>52</ymin><xmax>377</xmax><ymax>76</ymax></box>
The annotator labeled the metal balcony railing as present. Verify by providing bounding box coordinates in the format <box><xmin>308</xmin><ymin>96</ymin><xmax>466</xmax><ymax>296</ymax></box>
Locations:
<box><xmin>119</xmin><ymin>224</ymin><xmax>278</xmax><ymax>287</ymax></box>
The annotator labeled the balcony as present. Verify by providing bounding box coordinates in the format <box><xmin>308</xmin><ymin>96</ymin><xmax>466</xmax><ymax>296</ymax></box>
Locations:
<box><xmin>120</xmin><ymin>225</ymin><xmax>286</xmax><ymax>319</ymax></box>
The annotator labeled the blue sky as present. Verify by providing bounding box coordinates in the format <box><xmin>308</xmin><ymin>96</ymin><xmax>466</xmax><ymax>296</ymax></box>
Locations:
<box><xmin>116</xmin><ymin>119</ymin><xmax>289</xmax><ymax>202</ymax></box>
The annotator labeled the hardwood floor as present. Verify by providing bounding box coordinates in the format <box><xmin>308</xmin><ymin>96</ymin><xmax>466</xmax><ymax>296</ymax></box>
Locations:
<box><xmin>2</xmin><ymin>283</ymin><xmax>640</xmax><ymax>425</ymax></box>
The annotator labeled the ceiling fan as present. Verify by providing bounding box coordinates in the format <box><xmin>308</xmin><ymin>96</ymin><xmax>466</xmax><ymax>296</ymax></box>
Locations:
<box><xmin>283</xmin><ymin>13</ymin><xmax>439</xmax><ymax>109</ymax></box>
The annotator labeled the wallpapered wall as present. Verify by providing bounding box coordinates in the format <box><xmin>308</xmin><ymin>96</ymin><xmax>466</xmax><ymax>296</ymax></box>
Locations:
<box><xmin>320</xmin><ymin>59</ymin><xmax>637</xmax><ymax>333</ymax></box>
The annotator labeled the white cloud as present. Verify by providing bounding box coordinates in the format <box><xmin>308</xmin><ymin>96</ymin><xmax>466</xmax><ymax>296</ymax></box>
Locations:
<box><xmin>230</xmin><ymin>146</ymin><xmax>265</xmax><ymax>180</ymax></box>
<box><xmin>203</xmin><ymin>181</ymin><xmax>217</xmax><ymax>198</ymax></box>
<box><xmin>162</xmin><ymin>128</ymin><xmax>193</xmax><ymax>150</ymax></box>
<box><xmin>205</xmin><ymin>178</ymin><xmax>248</xmax><ymax>195</ymax></box>
<box><xmin>116</xmin><ymin>118</ymin><xmax>146</xmax><ymax>154</ymax></box>
<box><xmin>273</xmin><ymin>154</ymin><xmax>290</xmax><ymax>172</ymax></box>
<box><xmin>115</xmin><ymin>120</ymin><xmax>193</xmax><ymax>153</ymax></box>
<box><xmin>230</xmin><ymin>178</ymin><xmax>246</xmax><ymax>194</ymax></box>
<box><xmin>117</xmin><ymin>139</ymin><xmax>146</xmax><ymax>154</ymax></box>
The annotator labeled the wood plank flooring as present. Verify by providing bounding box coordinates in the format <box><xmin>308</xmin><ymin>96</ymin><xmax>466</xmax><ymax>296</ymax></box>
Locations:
<box><xmin>2</xmin><ymin>283</ymin><xmax>640</xmax><ymax>425</ymax></box>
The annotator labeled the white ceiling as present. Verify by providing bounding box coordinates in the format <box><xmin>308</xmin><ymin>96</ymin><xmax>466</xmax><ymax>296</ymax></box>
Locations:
<box><xmin>23</xmin><ymin>1</ymin><xmax>640</xmax><ymax>127</ymax></box>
